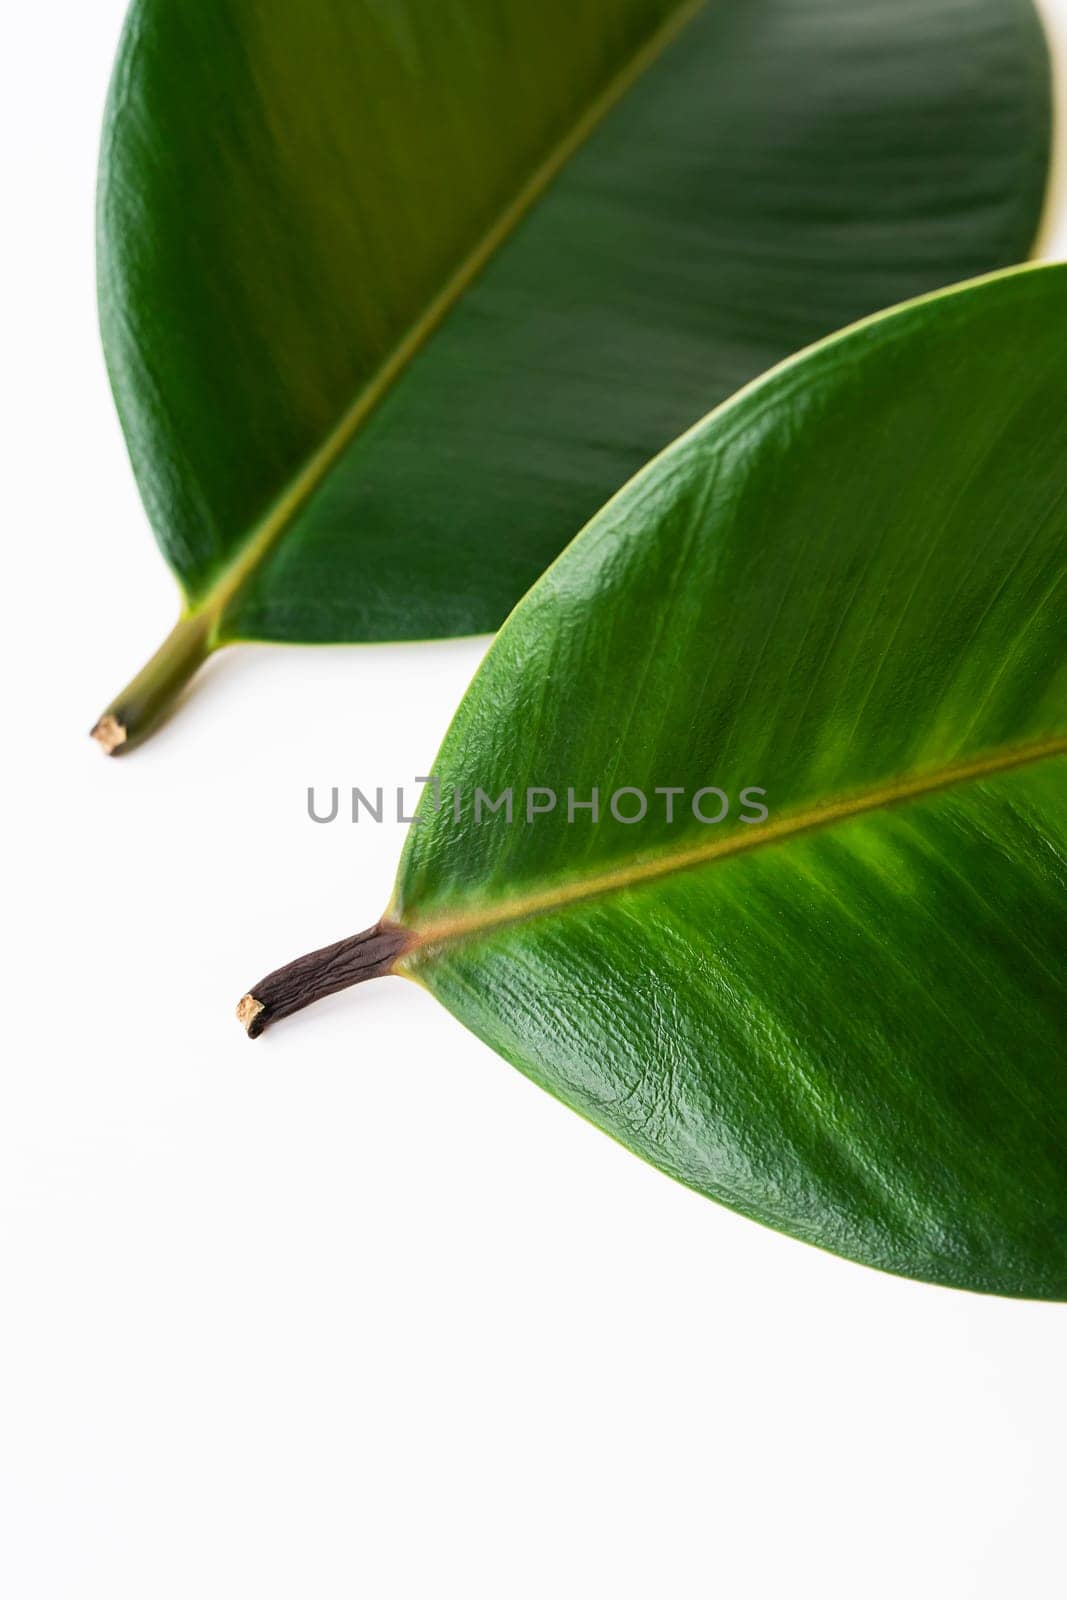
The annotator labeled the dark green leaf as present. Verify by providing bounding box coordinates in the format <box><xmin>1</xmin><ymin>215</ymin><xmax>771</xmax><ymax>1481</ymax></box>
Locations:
<box><xmin>94</xmin><ymin>0</ymin><xmax>1050</xmax><ymax>749</ymax></box>
<box><xmin>245</xmin><ymin>264</ymin><xmax>1067</xmax><ymax>1298</ymax></box>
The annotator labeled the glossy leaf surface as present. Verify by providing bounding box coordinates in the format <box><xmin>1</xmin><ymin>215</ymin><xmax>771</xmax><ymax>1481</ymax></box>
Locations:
<box><xmin>389</xmin><ymin>265</ymin><xmax>1067</xmax><ymax>1298</ymax></box>
<box><xmin>96</xmin><ymin>0</ymin><xmax>1050</xmax><ymax>746</ymax></box>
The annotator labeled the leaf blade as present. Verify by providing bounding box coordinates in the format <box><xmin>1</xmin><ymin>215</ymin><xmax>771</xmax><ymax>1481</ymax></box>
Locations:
<box><xmin>412</xmin><ymin>761</ymin><xmax>1067</xmax><ymax>1296</ymax></box>
<box><xmin>393</xmin><ymin>263</ymin><xmax>1067</xmax><ymax>1296</ymax></box>
<box><xmin>98</xmin><ymin>0</ymin><xmax>1051</xmax><ymax>727</ymax></box>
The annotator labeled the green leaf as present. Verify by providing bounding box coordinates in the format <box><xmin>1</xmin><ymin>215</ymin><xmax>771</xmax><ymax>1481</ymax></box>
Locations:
<box><xmin>241</xmin><ymin>264</ymin><xmax>1067</xmax><ymax>1298</ymax></box>
<box><xmin>93</xmin><ymin>0</ymin><xmax>1050</xmax><ymax>751</ymax></box>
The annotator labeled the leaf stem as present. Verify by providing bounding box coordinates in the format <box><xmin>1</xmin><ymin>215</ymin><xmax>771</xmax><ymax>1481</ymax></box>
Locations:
<box><xmin>236</xmin><ymin>921</ymin><xmax>413</xmax><ymax>1038</ymax></box>
<box><xmin>90</xmin><ymin>611</ymin><xmax>214</xmax><ymax>754</ymax></box>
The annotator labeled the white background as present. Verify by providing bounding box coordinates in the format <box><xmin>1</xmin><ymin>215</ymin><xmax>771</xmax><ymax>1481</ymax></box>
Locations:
<box><xmin>2</xmin><ymin>4</ymin><xmax>1066</xmax><ymax>1596</ymax></box>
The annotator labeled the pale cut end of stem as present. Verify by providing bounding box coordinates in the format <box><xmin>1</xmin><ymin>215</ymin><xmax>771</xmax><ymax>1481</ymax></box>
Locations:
<box><xmin>236</xmin><ymin>994</ymin><xmax>265</xmax><ymax>1034</ymax></box>
<box><xmin>91</xmin><ymin>714</ymin><xmax>128</xmax><ymax>755</ymax></box>
<box><xmin>237</xmin><ymin>920</ymin><xmax>414</xmax><ymax>1039</ymax></box>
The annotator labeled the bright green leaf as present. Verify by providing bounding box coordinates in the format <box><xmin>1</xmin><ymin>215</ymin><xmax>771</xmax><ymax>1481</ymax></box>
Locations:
<box><xmin>94</xmin><ymin>0</ymin><xmax>1050</xmax><ymax>750</ymax></box>
<box><xmin>242</xmin><ymin>264</ymin><xmax>1067</xmax><ymax>1298</ymax></box>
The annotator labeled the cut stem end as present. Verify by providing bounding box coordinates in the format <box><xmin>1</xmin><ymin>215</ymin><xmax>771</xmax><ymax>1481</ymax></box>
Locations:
<box><xmin>236</xmin><ymin>994</ymin><xmax>266</xmax><ymax>1036</ymax></box>
<box><xmin>91</xmin><ymin>714</ymin><xmax>128</xmax><ymax>755</ymax></box>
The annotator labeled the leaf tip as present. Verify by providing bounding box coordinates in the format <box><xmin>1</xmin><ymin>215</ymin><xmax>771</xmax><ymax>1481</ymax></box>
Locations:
<box><xmin>91</xmin><ymin>714</ymin><xmax>128</xmax><ymax>755</ymax></box>
<box><xmin>236</xmin><ymin>993</ymin><xmax>266</xmax><ymax>1038</ymax></box>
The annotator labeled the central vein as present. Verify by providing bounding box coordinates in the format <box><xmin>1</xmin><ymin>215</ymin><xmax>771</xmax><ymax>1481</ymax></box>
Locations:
<box><xmin>402</xmin><ymin>734</ymin><xmax>1067</xmax><ymax>953</ymax></box>
<box><xmin>194</xmin><ymin>0</ymin><xmax>711</xmax><ymax>632</ymax></box>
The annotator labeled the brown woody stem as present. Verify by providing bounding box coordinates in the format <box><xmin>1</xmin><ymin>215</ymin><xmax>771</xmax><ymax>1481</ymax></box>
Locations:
<box><xmin>236</xmin><ymin>921</ymin><xmax>413</xmax><ymax>1038</ymax></box>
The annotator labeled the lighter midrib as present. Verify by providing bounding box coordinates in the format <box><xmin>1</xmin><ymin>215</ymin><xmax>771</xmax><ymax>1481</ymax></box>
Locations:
<box><xmin>193</xmin><ymin>0</ymin><xmax>710</xmax><ymax>629</ymax></box>
<box><xmin>402</xmin><ymin>733</ymin><xmax>1067</xmax><ymax>953</ymax></box>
